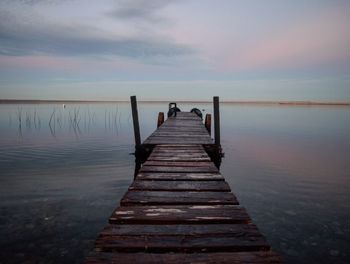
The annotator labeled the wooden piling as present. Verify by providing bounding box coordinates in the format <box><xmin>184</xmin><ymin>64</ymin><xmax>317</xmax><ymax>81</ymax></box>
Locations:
<box><xmin>130</xmin><ymin>96</ymin><xmax>141</xmax><ymax>147</ymax></box>
<box><xmin>205</xmin><ymin>113</ymin><xmax>211</xmax><ymax>135</ymax></box>
<box><xmin>157</xmin><ymin>112</ymin><xmax>164</xmax><ymax>128</ymax></box>
<box><xmin>213</xmin><ymin>96</ymin><xmax>220</xmax><ymax>146</ymax></box>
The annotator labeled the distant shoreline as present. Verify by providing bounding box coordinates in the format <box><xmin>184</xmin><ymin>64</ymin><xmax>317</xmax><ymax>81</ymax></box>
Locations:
<box><xmin>1</xmin><ymin>99</ymin><xmax>350</xmax><ymax>106</ymax></box>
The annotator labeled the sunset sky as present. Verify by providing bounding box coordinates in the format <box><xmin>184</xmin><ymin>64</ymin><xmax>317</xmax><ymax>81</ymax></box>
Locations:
<box><xmin>0</xmin><ymin>0</ymin><xmax>349</xmax><ymax>101</ymax></box>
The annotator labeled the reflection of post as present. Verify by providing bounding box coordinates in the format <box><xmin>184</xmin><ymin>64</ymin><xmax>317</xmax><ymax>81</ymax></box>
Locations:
<box><xmin>18</xmin><ymin>123</ymin><xmax>22</xmax><ymax>138</ymax></box>
<box><xmin>213</xmin><ymin>96</ymin><xmax>220</xmax><ymax>146</ymax></box>
<box><xmin>130</xmin><ymin>96</ymin><xmax>141</xmax><ymax>147</ymax></box>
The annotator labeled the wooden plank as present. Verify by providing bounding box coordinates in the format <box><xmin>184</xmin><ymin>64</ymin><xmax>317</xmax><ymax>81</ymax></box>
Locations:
<box><xmin>157</xmin><ymin>128</ymin><xmax>209</xmax><ymax>132</ymax></box>
<box><xmin>150</xmin><ymin>153</ymin><xmax>209</xmax><ymax>158</ymax></box>
<box><xmin>99</xmin><ymin>223</ymin><xmax>260</xmax><ymax>236</ymax></box>
<box><xmin>136</xmin><ymin>172</ymin><xmax>224</xmax><ymax>181</ymax></box>
<box><xmin>86</xmin><ymin>251</ymin><xmax>283</xmax><ymax>264</ymax></box>
<box><xmin>173</xmin><ymin>112</ymin><xmax>199</xmax><ymax>116</ymax></box>
<box><xmin>129</xmin><ymin>180</ymin><xmax>230</xmax><ymax>191</ymax></box>
<box><xmin>143</xmin><ymin>161</ymin><xmax>216</xmax><ymax>167</ymax></box>
<box><xmin>156</xmin><ymin>130</ymin><xmax>208</xmax><ymax>134</ymax></box>
<box><xmin>151</xmin><ymin>135</ymin><xmax>210</xmax><ymax>139</ymax></box>
<box><xmin>150</xmin><ymin>150</ymin><xmax>208</xmax><ymax>156</ymax></box>
<box><xmin>158</xmin><ymin>125</ymin><xmax>205</xmax><ymax>129</ymax></box>
<box><xmin>164</xmin><ymin>117</ymin><xmax>202</xmax><ymax>121</ymax></box>
<box><xmin>155</xmin><ymin>144</ymin><xmax>205</xmax><ymax>148</ymax></box>
<box><xmin>110</xmin><ymin>205</ymin><xmax>250</xmax><ymax>224</ymax></box>
<box><xmin>152</xmin><ymin>132</ymin><xmax>209</xmax><ymax>136</ymax></box>
<box><xmin>150</xmin><ymin>134</ymin><xmax>210</xmax><ymax>138</ymax></box>
<box><xmin>143</xmin><ymin>139</ymin><xmax>213</xmax><ymax>145</ymax></box>
<box><xmin>162</xmin><ymin>121</ymin><xmax>203</xmax><ymax>125</ymax></box>
<box><xmin>147</xmin><ymin>137</ymin><xmax>212</xmax><ymax>142</ymax></box>
<box><xmin>154</xmin><ymin>146</ymin><xmax>205</xmax><ymax>150</ymax></box>
<box><xmin>158</xmin><ymin>125</ymin><xmax>206</xmax><ymax>128</ymax></box>
<box><xmin>167</xmin><ymin>118</ymin><xmax>201</xmax><ymax>121</ymax></box>
<box><xmin>149</xmin><ymin>153</ymin><xmax>209</xmax><ymax>158</ymax></box>
<box><xmin>150</xmin><ymin>153</ymin><xmax>209</xmax><ymax>157</ymax></box>
<box><xmin>144</xmin><ymin>136</ymin><xmax>213</xmax><ymax>141</ymax></box>
<box><xmin>94</xmin><ymin>227</ymin><xmax>270</xmax><ymax>253</ymax></box>
<box><xmin>121</xmin><ymin>191</ymin><xmax>238</xmax><ymax>206</ymax></box>
<box><xmin>147</xmin><ymin>157</ymin><xmax>211</xmax><ymax>162</ymax></box>
<box><xmin>139</xmin><ymin>165</ymin><xmax>219</xmax><ymax>173</ymax></box>
<box><xmin>150</xmin><ymin>150</ymin><xmax>208</xmax><ymax>154</ymax></box>
<box><xmin>150</xmin><ymin>151</ymin><xmax>208</xmax><ymax>156</ymax></box>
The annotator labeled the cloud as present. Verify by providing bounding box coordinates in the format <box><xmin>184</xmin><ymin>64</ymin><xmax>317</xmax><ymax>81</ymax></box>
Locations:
<box><xmin>222</xmin><ymin>4</ymin><xmax>350</xmax><ymax>71</ymax></box>
<box><xmin>0</xmin><ymin>0</ymin><xmax>71</xmax><ymax>5</ymax></box>
<box><xmin>107</xmin><ymin>0</ymin><xmax>175</xmax><ymax>23</ymax></box>
<box><xmin>0</xmin><ymin>8</ymin><xmax>193</xmax><ymax>62</ymax></box>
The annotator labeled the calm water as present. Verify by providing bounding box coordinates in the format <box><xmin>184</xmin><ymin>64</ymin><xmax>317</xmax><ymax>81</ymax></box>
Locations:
<box><xmin>0</xmin><ymin>103</ymin><xmax>349</xmax><ymax>264</ymax></box>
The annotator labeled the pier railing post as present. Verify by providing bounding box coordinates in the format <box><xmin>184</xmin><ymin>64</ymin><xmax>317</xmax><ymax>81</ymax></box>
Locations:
<box><xmin>205</xmin><ymin>114</ymin><xmax>212</xmax><ymax>135</ymax></box>
<box><xmin>213</xmin><ymin>96</ymin><xmax>220</xmax><ymax>146</ymax></box>
<box><xmin>130</xmin><ymin>96</ymin><xmax>141</xmax><ymax>147</ymax></box>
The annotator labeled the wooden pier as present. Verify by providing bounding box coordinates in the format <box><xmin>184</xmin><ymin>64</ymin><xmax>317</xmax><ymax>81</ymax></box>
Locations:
<box><xmin>85</xmin><ymin>98</ymin><xmax>282</xmax><ymax>263</ymax></box>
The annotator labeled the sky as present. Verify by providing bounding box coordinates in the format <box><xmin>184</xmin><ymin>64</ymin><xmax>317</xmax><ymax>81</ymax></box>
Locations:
<box><xmin>0</xmin><ymin>0</ymin><xmax>349</xmax><ymax>101</ymax></box>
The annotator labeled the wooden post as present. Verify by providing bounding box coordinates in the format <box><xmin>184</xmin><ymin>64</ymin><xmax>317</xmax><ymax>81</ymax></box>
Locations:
<box><xmin>213</xmin><ymin>96</ymin><xmax>220</xmax><ymax>146</ymax></box>
<box><xmin>130</xmin><ymin>96</ymin><xmax>141</xmax><ymax>147</ymax></box>
<box><xmin>157</xmin><ymin>112</ymin><xmax>164</xmax><ymax>128</ymax></box>
<box><xmin>205</xmin><ymin>114</ymin><xmax>211</xmax><ymax>135</ymax></box>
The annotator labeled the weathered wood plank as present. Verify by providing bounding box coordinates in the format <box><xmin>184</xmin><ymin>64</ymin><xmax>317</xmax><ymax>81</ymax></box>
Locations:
<box><xmin>94</xmin><ymin>231</ymin><xmax>270</xmax><ymax>253</ymax></box>
<box><xmin>150</xmin><ymin>136</ymin><xmax>210</xmax><ymax>140</ymax></box>
<box><xmin>155</xmin><ymin>144</ymin><xmax>205</xmax><ymax>148</ymax></box>
<box><xmin>160</xmin><ymin>124</ymin><xmax>204</xmax><ymax>128</ymax></box>
<box><xmin>163</xmin><ymin>119</ymin><xmax>203</xmax><ymax>123</ymax></box>
<box><xmin>153</xmin><ymin>131</ymin><xmax>208</xmax><ymax>134</ymax></box>
<box><xmin>129</xmin><ymin>180</ymin><xmax>230</xmax><ymax>191</ymax></box>
<box><xmin>150</xmin><ymin>152</ymin><xmax>207</xmax><ymax>156</ymax></box>
<box><xmin>121</xmin><ymin>191</ymin><xmax>238</xmax><ymax>205</ymax></box>
<box><xmin>148</xmin><ymin>137</ymin><xmax>212</xmax><ymax>142</ymax></box>
<box><xmin>152</xmin><ymin>132</ymin><xmax>209</xmax><ymax>137</ymax></box>
<box><xmin>100</xmin><ymin>223</ymin><xmax>261</xmax><ymax>236</ymax></box>
<box><xmin>173</xmin><ymin>112</ymin><xmax>199</xmax><ymax>116</ymax></box>
<box><xmin>136</xmin><ymin>172</ymin><xmax>224</xmax><ymax>181</ymax></box>
<box><xmin>143</xmin><ymin>161</ymin><xmax>216</xmax><ymax>167</ymax></box>
<box><xmin>150</xmin><ymin>150</ymin><xmax>208</xmax><ymax>155</ymax></box>
<box><xmin>151</xmin><ymin>148</ymin><xmax>205</xmax><ymax>152</ymax></box>
<box><xmin>144</xmin><ymin>141</ymin><xmax>213</xmax><ymax>145</ymax></box>
<box><xmin>157</xmin><ymin>128</ymin><xmax>209</xmax><ymax>132</ymax></box>
<box><xmin>110</xmin><ymin>205</ymin><xmax>250</xmax><ymax>224</ymax></box>
<box><xmin>149</xmin><ymin>153</ymin><xmax>209</xmax><ymax>158</ymax></box>
<box><xmin>140</xmin><ymin>165</ymin><xmax>219</xmax><ymax>173</ymax></box>
<box><xmin>86</xmin><ymin>251</ymin><xmax>283</xmax><ymax>264</ymax></box>
<box><xmin>147</xmin><ymin>156</ymin><xmax>211</xmax><ymax>162</ymax></box>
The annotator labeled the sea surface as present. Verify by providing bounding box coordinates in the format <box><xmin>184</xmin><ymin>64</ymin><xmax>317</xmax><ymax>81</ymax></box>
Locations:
<box><xmin>0</xmin><ymin>102</ymin><xmax>349</xmax><ymax>264</ymax></box>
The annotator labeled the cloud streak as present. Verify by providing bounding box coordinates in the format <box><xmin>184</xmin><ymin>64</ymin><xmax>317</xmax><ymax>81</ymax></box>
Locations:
<box><xmin>0</xmin><ymin>7</ymin><xmax>192</xmax><ymax>62</ymax></box>
<box><xmin>107</xmin><ymin>0</ymin><xmax>175</xmax><ymax>23</ymax></box>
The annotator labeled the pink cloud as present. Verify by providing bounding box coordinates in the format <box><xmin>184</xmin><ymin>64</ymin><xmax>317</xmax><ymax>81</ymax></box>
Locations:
<box><xmin>223</xmin><ymin>6</ymin><xmax>350</xmax><ymax>71</ymax></box>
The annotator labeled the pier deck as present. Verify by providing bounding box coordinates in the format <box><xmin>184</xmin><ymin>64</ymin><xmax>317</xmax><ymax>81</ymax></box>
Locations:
<box><xmin>86</xmin><ymin>111</ymin><xmax>282</xmax><ymax>263</ymax></box>
<box><xmin>143</xmin><ymin>112</ymin><xmax>213</xmax><ymax>145</ymax></box>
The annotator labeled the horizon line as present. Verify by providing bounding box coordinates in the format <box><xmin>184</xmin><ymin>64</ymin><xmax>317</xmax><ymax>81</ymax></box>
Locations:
<box><xmin>1</xmin><ymin>99</ymin><xmax>350</xmax><ymax>106</ymax></box>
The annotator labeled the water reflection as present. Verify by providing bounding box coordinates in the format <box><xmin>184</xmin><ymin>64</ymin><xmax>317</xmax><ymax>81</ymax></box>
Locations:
<box><xmin>6</xmin><ymin>105</ymin><xmax>128</xmax><ymax>139</ymax></box>
<box><xmin>1</xmin><ymin>103</ymin><xmax>350</xmax><ymax>264</ymax></box>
